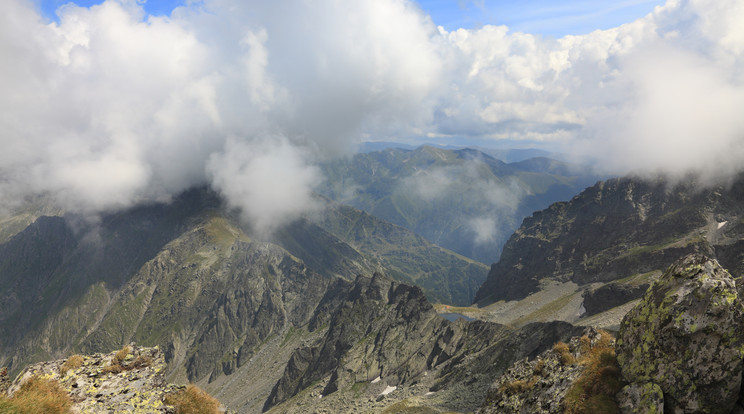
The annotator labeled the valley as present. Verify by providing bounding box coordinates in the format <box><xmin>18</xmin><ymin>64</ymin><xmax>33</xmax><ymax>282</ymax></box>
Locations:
<box><xmin>2</xmin><ymin>157</ymin><xmax>744</xmax><ymax>413</ymax></box>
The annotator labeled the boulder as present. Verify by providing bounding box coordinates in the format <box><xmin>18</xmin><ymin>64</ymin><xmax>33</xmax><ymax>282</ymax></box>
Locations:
<box><xmin>616</xmin><ymin>254</ymin><xmax>744</xmax><ymax>413</ymax></box>
<box><xmin>616</xmin><ymin>382</ymin><xmax>663</xmax><ymax>414</ymax></box>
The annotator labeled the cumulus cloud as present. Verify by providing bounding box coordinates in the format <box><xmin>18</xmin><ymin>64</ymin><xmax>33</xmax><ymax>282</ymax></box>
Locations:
<box><xmin>0</xmin><ymin>0</ymin><xmax>440</xmax><ymax>231</ymax></box>
<box><xmin>433</xmin><ymin>0</ymin><xmax>744</xmax><ymax>181</ymax></box>
<box><xmin>207</xmin><ymin>138</ymin><xmax>320</xmax><ymax>236</ymax></box>
<box><xmin>1</xmin><ymin>0</ymin><xmax>743</xmax><ymax>230</ymax></box>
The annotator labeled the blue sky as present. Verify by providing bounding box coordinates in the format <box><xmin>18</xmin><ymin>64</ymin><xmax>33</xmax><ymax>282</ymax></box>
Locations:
<box><xmin>37</xmin><ymin>0</ymin><xmax>664</xmax><ymax>36</ymax></box>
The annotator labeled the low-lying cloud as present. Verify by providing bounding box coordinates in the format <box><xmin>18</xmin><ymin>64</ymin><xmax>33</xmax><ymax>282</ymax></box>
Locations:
<box><xmin>400</xmin><ymin>157</ymin><xmax>523</xmax><ymax>247</ymax></box>
<box><xmin>1</xmin><ymin>0</ymin><xmax>743</xmax><ymax>232</ymax></box>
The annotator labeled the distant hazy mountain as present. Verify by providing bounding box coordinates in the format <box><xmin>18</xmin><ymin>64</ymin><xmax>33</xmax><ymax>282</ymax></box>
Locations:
<box><xmin>358</xmin><ymin>142</ymin><xmax>563</xmax><ymax>163</ymax></box>
<box><xmin>318</xmin><ymin>145</ymin><xmax>603</xmax><ymax>264</ymax></box>
<box><xmin>474</xmin><ymin>173</ymin><xmax>744</xmax><ymax>306</ymax></box>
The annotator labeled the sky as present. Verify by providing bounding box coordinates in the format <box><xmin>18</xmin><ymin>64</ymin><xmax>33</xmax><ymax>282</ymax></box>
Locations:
<box><xmin>35</xmin><ymin>0</ymin><xmax>666</xmax><ymax>36</ymax></box>
<box><xmin>3</xmin><ymin>0</ymin><xmax>744</xmax><ymax>234</ymax></box>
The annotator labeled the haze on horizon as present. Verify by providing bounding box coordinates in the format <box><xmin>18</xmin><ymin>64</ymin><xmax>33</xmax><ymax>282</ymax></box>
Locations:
<box><xmin>2</xmin><ymin>0</ymin><xmax>744</xmax><ymax>233</ymax></box>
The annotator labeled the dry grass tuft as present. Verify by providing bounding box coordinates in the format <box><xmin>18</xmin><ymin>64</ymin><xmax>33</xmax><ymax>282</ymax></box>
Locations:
<box><xmin>0</xmin><ymin>376</ymin><xmax>72</xmax><ymax>414</ymax></box>
<box><xmin>114</xmin><ymin>345</ymin><xmax>132</xmax><ymax>364</ymax></box>
<box><xmin>553</xmin><ymin>341</ymin><xmax>575</xmax><ymax>365</ymax></box>
<box><xmin>60</xmin><ymin>355</ymin><xmax>84</xmax><ymax>376</ymax></box>
<box><xmin>129</xmin><ymin>355</ymin><xmax>153</xmax><ymax>370</ymax></box>
<box><xmin>164</xmin><ymin>384</ymin><xmax>220</xmax><ymax>414</ymax></box>
<box><xmin>564</xmin><ymin>330</ymin><xmax>624</xmax><ymax>414</ymax></box>
<box><xmin>498</xmin><ymin>379</ymin><xmax>533</xmax><ymax>395</ymax></box>
<box><xmin>102</xmin><ymin>345</ymin><xmax>153</xmax><ymax>375</ymax></box>
<box><xmin>101</xmin><ymin>364</ymin><xmax>123</xmax><ymax>375</ymax></box>
<box><xmin>533</xmin><ymin>359</ymin><xmax>546</xmax><ymax>376</ymax></box>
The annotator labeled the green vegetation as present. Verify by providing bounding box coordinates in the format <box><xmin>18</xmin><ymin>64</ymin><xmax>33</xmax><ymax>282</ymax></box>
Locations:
<box><xmin>164</xmin><ymin>385</ymin><xmax>220</xmax><ymax>414</ymax></box>
<box><xmin>0</xmin><ymin>377</ymin><xmax>72</xmax><ymax>414</ymax></box>
<box><xmin>317</xmin><ymin>202</ymin><xmax>489</xmax><ymax>305</ymax></box>
<box><xmin>511</xmin><ymin>291</ymin><xmax>579</xmax><ymax>327</ymax></box>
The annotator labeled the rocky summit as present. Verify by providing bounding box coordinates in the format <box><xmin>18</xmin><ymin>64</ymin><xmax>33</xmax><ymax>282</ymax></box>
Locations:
<box><xmin>616</xmin><ymin>253</ymin><xmax>744</xmax><ymax>413</ymax></box>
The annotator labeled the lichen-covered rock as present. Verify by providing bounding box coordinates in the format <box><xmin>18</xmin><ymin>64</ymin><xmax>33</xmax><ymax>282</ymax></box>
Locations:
<box><xmin>616</xmin><ymin>382</ymin><xmax>663</xmax><ymax>414</ymax></box>
<box><xmin>5</xmin><ymin>345</ymin><xmax>213</xmax><ymax>413</ymax></box>
<box><xmin>616</xmin><ymin>254</ymin><xmax>744</xmax><ymax>413</ymax></box>
<box><xmin>0</xmin><ymin>366</ymin><xmax>9</xmax><ymax>395</ymax></box>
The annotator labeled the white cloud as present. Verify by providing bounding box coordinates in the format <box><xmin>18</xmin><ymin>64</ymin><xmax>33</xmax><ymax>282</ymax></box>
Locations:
<box><xmin>0</xmin><ymin>0</ymin><xmax>441</xmax><ymax>231</ymax></box>
<box><xmin>1</xmin><ymin>0</ymin><xmax>743</xmax><ymax>229</ymax></box>
<box><xmin>207</xmin><ymin>137</ymin><xmax>321</xmax><ymax>236</ymax></box>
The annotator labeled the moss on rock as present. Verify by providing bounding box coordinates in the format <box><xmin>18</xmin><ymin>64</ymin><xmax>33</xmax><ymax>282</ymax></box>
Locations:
<box><xmin>616</xmin><ymin>254</ymin><xmax>744</xmax><ymax>413</ymax></box>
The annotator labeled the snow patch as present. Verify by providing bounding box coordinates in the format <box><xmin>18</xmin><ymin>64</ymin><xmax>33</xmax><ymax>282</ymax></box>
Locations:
<box><xmin>425</xmin><ymin>391</ymin><xmax>435</xmax><ymax>396</ymax></box>
<box><xmin>371</xmin><ymin>376</ymin><xmax>381</xmax><ymax>384</ymax></box>
<box><xmin>718</xmin><ymin>221</ymin><xmax>728</xmax><ymax>229</ymax></box>
<box><xmin>381</xmin><ymin>385</ymin><xmax>397</xmax><ymax>396</ymax></box>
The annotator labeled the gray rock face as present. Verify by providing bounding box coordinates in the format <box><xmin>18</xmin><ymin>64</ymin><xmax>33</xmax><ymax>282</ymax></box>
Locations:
<box><xmin>616</xmin><ymin>254</ymin><xmax>744</xmax><ymax>414</ymax></box>
<box><xmin>475</xmin><ymin>173</ymin><xmax>744</xmax><ymax>305</ymax></box>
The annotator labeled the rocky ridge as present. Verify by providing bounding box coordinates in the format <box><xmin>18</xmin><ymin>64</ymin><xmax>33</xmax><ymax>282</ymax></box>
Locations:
<box><xmin>2</xmin><ymin>345</ymin><xmax>205</xmax><ymax>413</ymax></box>
<box><xmin>265</xmin><ymin>272</ymin><xmax>584</xmax><ymax>413</ymax></box>
<box><xmin>0</xmin><ymin>186</ymin><xmax>486</xmax><ymax>391</ymax></box>
<box><xmin>475</xmin><ymin>174</ymin><xmax>744</xmax><ymax>305</ymax></box>
<box><xmin>478</xmin><ymin>253</ymin><xmax>744</xmax><ymax>414</ymax></box>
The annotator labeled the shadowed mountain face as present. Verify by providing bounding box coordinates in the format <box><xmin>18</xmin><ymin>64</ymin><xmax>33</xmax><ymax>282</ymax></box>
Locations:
<box><xmin>317</xmin><ymin>145</ymin><xmax>603</xmax><ymax>264</ymax></box>
<box><xmin>0</xmin><ymin>185</ymin><xmax>490</xmax><ymax>386</ymax></box>
<box><xmin>474</xmin><ymin>173</ymin><xmax>744</xmax><ymax>305</ymax></box>
<box><xmin>0</xmin><ymin>189</ymin><xmax>336</xmax><ymax>381</ymax></box>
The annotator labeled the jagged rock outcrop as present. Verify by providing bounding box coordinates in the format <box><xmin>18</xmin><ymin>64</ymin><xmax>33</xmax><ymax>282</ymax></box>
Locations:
<box><xmin>477</xmin><ymin>328</ymin><xmax>616</xmax><ymax>414</ymax></box>
<box><xmin>475</xmin><ymin>173</ymin><xmax>744</xmax><ymax>305</ymax></box>
<box><xmin>616</xmin><ymin>254</ymin><xmax>744</xmax><ymax>413</ymax></box>
<box><xmin>4</xmin><ymin>345</ymin><xmax>201</xmax><ymax>413</ymax></box>
<box><xmin>0</xmin><ymin>367</ymin><xmax>9</xmax><ymax>396</ymax></box>
<box><xmin>264</xmin><ymin>272</ymin><xmax>584</xmax><ymax>412</ymax></box>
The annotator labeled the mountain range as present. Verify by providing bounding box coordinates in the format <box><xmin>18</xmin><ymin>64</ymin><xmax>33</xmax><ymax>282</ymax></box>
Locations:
<box><xmin>2</xmin><ymin>149</ymin><xmax>744</xmax><ymax>413</ymax></box>
<box><xmin>318</xmin><ymin>145</ymin><xmax>602</xmax><ymax>264</ymax></box>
